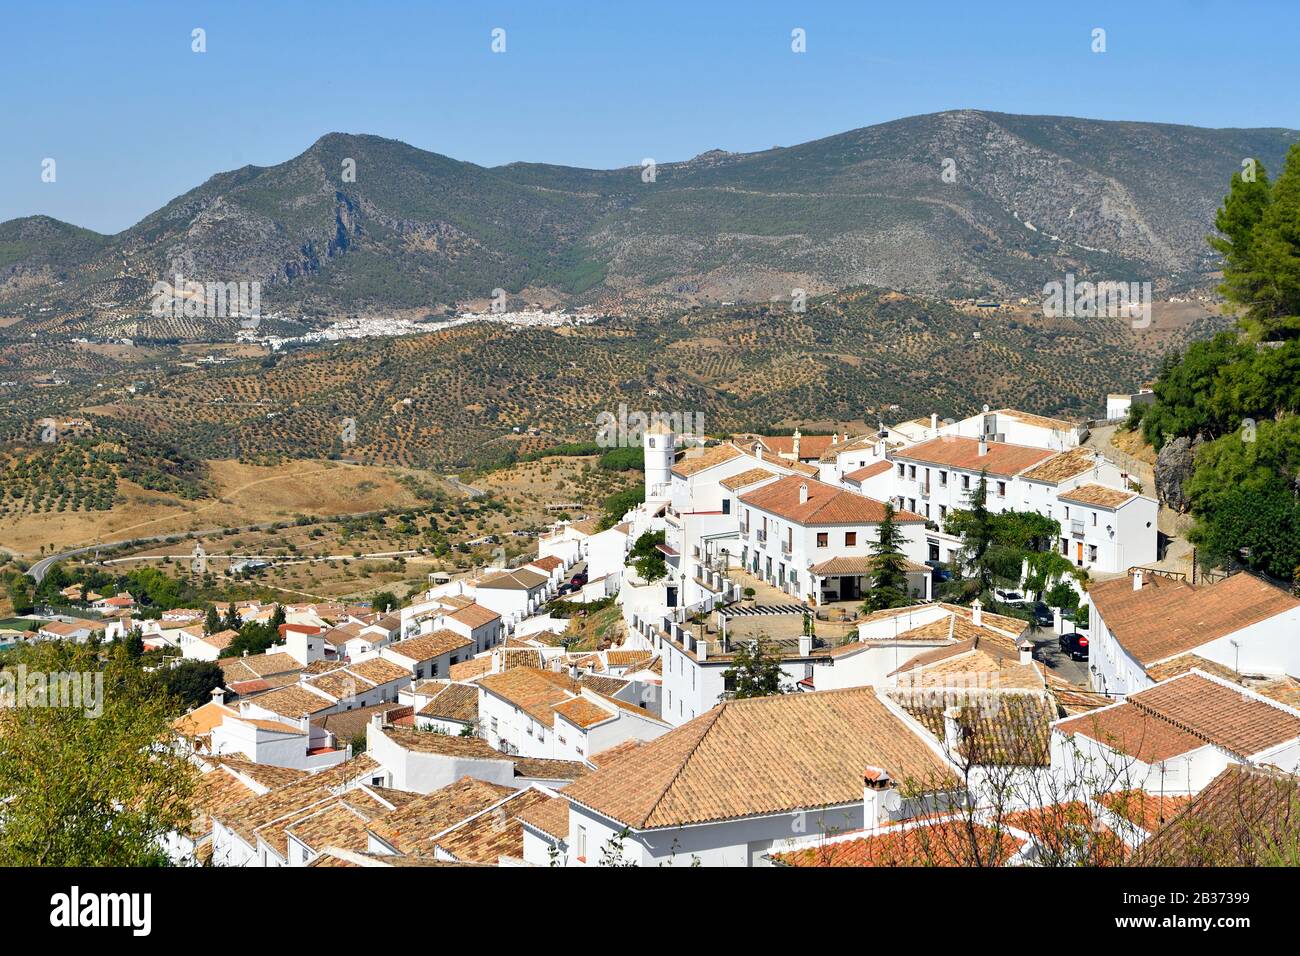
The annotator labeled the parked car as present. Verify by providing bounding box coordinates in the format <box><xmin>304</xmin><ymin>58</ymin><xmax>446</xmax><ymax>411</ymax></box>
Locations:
<box><xmin>925</xmin><ymin>561</ymin><xmax>953</xmax><ymax>583</ymax></box>
<box><xmin>1030</xmin><ymin>602</ymin><xmax>1054</xmax><ymax>628</ymax></box>
<box><xmin>569</xmin><ymin>571</ymin><xmax>589</xmax><ymax>588</ymax></box>
<box><xmin>994</xmin><ymin>589</ymin><xmax>1026</xmax><ymax>606</ymax></box>
<box><xmin>1059</xmin><ymin>631</ymin><xmax>1090</xmax><ymax>661</ymax></box>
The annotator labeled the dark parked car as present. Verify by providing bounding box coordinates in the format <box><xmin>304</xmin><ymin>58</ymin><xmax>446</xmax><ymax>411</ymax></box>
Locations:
<box><xmin>1030</xmin><ymin>602</ymin><xmax>1054</xmax><ymax>628</ymax></box>
<box><xmin>569</xmin><ymin>571</ymin><xmax>589</xmax><ymax>588</ymax></box>
<box><xmin>1059</xmin><ymin>631</ymin><xmax>1090</xmax><ymax>661</ymax></box>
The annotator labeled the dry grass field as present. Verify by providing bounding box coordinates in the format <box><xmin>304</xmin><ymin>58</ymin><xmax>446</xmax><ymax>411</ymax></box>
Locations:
<box><xmin>0</xmin><ymin>458</ymin><xmax>446</xmax><ymax>556</ymax></box>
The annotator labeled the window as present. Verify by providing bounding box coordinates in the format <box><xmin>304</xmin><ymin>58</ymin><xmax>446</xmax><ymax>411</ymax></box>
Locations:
<box><xmin>939</xmin><ymin>505</ymin><xmax>947</xmax><ymax>519</ymax></box>
<box><xmin>962</xmin><ymin>475</ymin><xmax>971</xmax><ymax>490</ymax></box>
<box><xmin>1092</xmin><ymin>512</ymin><xmax>1098</xmax><ymax>526</ymax></box>
<box><xmin>924</xmin><ymin>504</ymin><xmax>931</xmax><ymax>519</ymax></box>
<box><xmin>908</xmin><ymin>465</ymin><xmax>917</xmax><ymax>480</ymax></box>
<box><xmin>908</xmin><ymin>498</ymin><xmax>916</xmax><ymax>512</ymax></box>
<box><xmin>576</xmin><ymin>826</ymin><xmax>587</xmax><ymax>862</ymax></box>
<box><xmin>939</xmin><ymin>470</ymin><xmax>948</xmax><ymax>487</ymax></box>
<box><xmin>996</xmin><ymin>481</ymin><xmax>1006</xmax><ymax>497</ymax></box>
<box><xmin>648</xmin><ymin>438</ymin><xmax>656</xmax><ymax>449</ymax></box>
<box><xmin>845</xmin><ymin>531</ymin><xmax>857</xmax><ymax>546</ymax></box>
<box><xmin>1088</xmin><ymin>544</ymin><xmax>1098</xmax><ymax>562</ymax></box>
<box><xmin>897</xmin><ymin>463</ymin><xmax>905</xmax><ymax>477</ymax></box>
<box><xmin>722</xmin><ymin>498</ymin><xmax>731</xmax><ymax>514</ymax></box>
<box><xmin>816</xmin><ymin>532</ymin><xmax>828</xmax><ymax>547</ymax></box>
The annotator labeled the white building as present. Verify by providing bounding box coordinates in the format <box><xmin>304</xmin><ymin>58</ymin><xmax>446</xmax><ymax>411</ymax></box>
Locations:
<box><xmin>1086</xmin><ymin>570</ymin><xmax>1300</xmax><ymax>698</ymax></box>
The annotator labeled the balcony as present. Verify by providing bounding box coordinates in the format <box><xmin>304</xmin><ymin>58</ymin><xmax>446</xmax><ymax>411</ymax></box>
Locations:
<box><xmin>781</xmin><ymin>543</ymin><xmax>793</xmax><ymax>559</ymax></box>
<box><xmin>919</xmin><ymin>482</ymin><xmax>931</xmax><ymax>498</ymax></box>
<box><xmin>1071</xmin><ymin>520</ymin><xmax>1085</xmax><ymax>537</ymax></box>
<box><xmin>756</xmin><ymin>529</ymin><xmax>767</xmax><ymax>545</ymax></box>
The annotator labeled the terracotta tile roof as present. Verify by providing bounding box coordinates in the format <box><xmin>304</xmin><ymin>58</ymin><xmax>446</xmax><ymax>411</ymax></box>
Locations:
<box><xmin>1095</xmin><ymin>790</ymin><xmax>1192</xmax><ymax>833</ymax></box>
<box><xmin>476</xmin><ymin>568</ymin><xmax>549</xmax><ymax>591</ymax></box>
<box><xmin>1019</xmin><ymin>446</ymin><xmax>1098</xmax><ymax>484</ymax></box>
<box><xmin>478</xmin><ymin>667</ymin><xmax>580</xmax><ymax>724</ymax></box>
<box><xmin>561</xmin><ymin>687</ymin><xmax>957</xmax><ymax>830</ymax></box>
<box><xmin>1003</xmin><ymin>801</ymin><xmax>1129</xmax><ymax>864</ymax></box>
<box><xmin>499</xmin><ymin>648</ymin><xmax>545</xmax><ymax>670</ymax></box>
<box><xmin>528</xmin><ymin>555</ymin><xmax>564</xmax><ymax>572</ymax></box>
<box><xmin>671</xmin><ymin>443</ymin><xmax>744</xmax><ymax>477</ymax></box>
<box><xmin>739</xmin><ymin>475</ymin><xmax>923</xmax><ymax>526</ymax></box>
<box><xmin>218</xmin><ymin>652</ymin><xmax>301</xmax><ymax>680</ymax></box>
<box><xmin>418</xmin><ymin>683</ymin><xmax>479</xmax><ymax>724</ymax></box>
<box><xmin>435</xmin><ymin>788</ymin><xmax>554</xmax><ymax>863</ymax></box>
<box><xmin>450</xmin><ymin>656</ymin><xmax>493</xmax><ymax>681</ymax></box>
<box><xmin>553</xmin><ymin>696</ymin><xmax>615</xmax><ymax>729</ymax></box>
<box><xmin>207</xmin><ymin>756</ymin><xmax>308</xmax><ymax>791</ymax></box>
<box><xmin>246</xmin><ymin>685</ymin><xmax>334</xmax><ymax>719</ymax></box>
<box><xmin>189</xmin><ymin>765</ymin><xmax>262</xmax><ymax>837</ymax></box>
<box><xmin>1055</xmin><ymin>702</ymin><xmax>1205</xmax><ymax>762</ymax></box>
<box><xmin>808</xmin><ymin>555</ymin><xmax>930</xmax><ymax>576</ymax></box>
<box><xmin>387</xmin><ymin>630</ymin><xmax>474</xmax><ymax>663</ymax></box>
<box><xmin>286</xmin><ymin>800</ymin><xmax>382</xmax><ymax>854</ymax></box>
<box><xmin>757</xmin><ymin>434</ymin><xmax>838</xmax><ymax>459</ymax></box>
<box><xmin>580</xmin><ymin>674</ymin><xmax>632</xmax><ymax>696</ymax></box>
<box><xmin>515</xmin><ymin>794</ymin><xmax>570</xmax><ymax>841</ymax></box>
<box><xmin>719</xmin><ymin>467</ymin><xmax>780</xmax><ymax>491</ymax></box>
<box><xmin>367</xmin><ymin>776</ymin><xmax>518</xmax><ymax>854</ymax></box>
<box><xmin>842</xmin><ymin>460</ymin><xmax>893</xmax><ymax>482</ymax></box>
<box><xmin>173</xmin><ymin>700</ymin><xmax>240</xmax><ymax>738</ymax></box>
<box><xmin>1144</xmin><ymin>654</ymin><xmax>1243</xmax><ymax>684</ymax></box>
<box><xmin>894</xmin><ymin>437</ymin><xmax>1055</xmax><ymax>477</ymax></box>
<box><xmin>1127</xmin><ymin>672</ymin><xmax>1300</xmax><ymax>758</ymax></box>
<box><xmin>605</xmin><ymin>650</ymin><xmax>652</xmax><ymax>668</ymax></box>
<box><xmin>818</xmin><ymin>432</ymin><xmax>881</xmax><ymax>463</ymax></box>
<box><xmin>1130</xmin><ymin>765</ymin><xmax>1300</xmax><ymax>866</ymax></box>
<box><xmin>1090</xmin><ymin>572</ymin><xmax>1300</xmax><ymax>666</ymax></box>
<box><xmin>379</xmin><ymin>725</ymin><xmax>507</xmax><ymax>759</ymax></box>
<box><xmin>510</xmin><ymin>757</ymin><xmax>590</xmax><ymax>781</ymax></box>
<box><xmin>773</xmin><ymin>820</ymin><xmax>1025</xmax><ymax>867</ymax></box>
<box><xmin>1057</xmin><ymin>483</ymin><xmax>1136</xmax><ymax>508</ymax></box>
<box><xmin>345</xmin><ymin>657</ymin><xmax>411</xmax><ymax>685</ymax></box>
<box><xmin>893</xmin><ymin>691</ymin><xmax>1053</xmax><ymax>766</ymax></box>
<box><xmin>993</xmin><ymin>408</ymin><xmax>1080</xmax><ymax>431</ymax></box>
<box><xmin>306</xmin><ymin>668</ymin><xmax>375</xmax><ymax>699</ymax></box>
<box><xmin>448</xmin><ymin>603</ymin><xmax>501</xmax><ymax>628</ymax></box>
<box><xmin>315</xmin><ymin>703</ymin><xmax>412</xmax><ymax>742</ymax></box>
<box><xmin>201</xmin><ymin>629</ymin><xmax>240</xmax><ymax>650</ymax></box>
<box><xmin>586</xmin><ymin>738</ymin><xmax>644</xmax><ymax>768</ymax></box>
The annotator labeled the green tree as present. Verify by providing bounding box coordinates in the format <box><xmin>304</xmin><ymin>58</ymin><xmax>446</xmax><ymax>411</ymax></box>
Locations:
<box><xmin>0</xmin><ymin>641</ymin><xmax>196</xmax><ymax>865</ymax></box>
<box><xmin>943</xmin><ymin>473</ymin><xmax>1023</xmax><ymax>602</ymax></box>
<box><xmin>370</xmin><ymin>591</ymin><xmax>398</xmax><ymax>614</ymax></box>
<box><xmin>722</xmin><ymin>638</ymin><xmax>787</xmax><ymax>700</ymax></box>
<box><xmin>160</xmin><ymin>660</ymin><xmax>225</xmax><ymax>711</ymax></box>
<box><xmin>222</xmin><ymin>603</ymin><xmax>242</xmax><ymax>632</ymax></box>
<box><xmin>627</xmin><ymin>530</ymin><xmax>668</xmax><ymax>582</ymax></box>
<box><xmin>861</xmin><ymin>503</ymin><xmax>912</xmax><ymax>612</ymax></box>
<box><xmin>204</xmin><ymin>605</ymin><xmax>221</xmax><ymax>636</ymax></box>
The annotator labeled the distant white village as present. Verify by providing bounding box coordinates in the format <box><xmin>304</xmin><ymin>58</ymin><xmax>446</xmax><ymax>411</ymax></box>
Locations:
<box><xmin>33</xmin><ymin>399</ymin><xmax>1300</xmax><ymax>868</ymax></box>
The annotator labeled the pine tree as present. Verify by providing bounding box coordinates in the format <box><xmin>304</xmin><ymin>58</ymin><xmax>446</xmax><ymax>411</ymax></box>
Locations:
<box><xmin>862</xmin><ymin>502</ymin><xmax>911</xmax><ymax>612</ymax></box>
<box><xmin>204</xmin><ymin>605</ymin><xmax>221</xmax><ymax>636</ymax></box>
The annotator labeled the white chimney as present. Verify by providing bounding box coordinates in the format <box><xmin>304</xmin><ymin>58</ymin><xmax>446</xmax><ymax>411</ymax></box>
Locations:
<box><xmin>371</xmin><ymin>711</ymin><xmax>384</xmax><ymax>730</ymax></box>
<box><xmin>1018</xmin><ymin>639</ymin><xmax>1034</xmax><ymax>666</ymax></box>
<box><xmin>798</xmin><ymin>483</ymin><xmax>809</xmax><ymax>505</ymax></box>
<box><xmin>971</xmin><ymin>599</ymin><xmax>983</xmax><ymax>628</ymax></box>
<box><xmin>210</xmin><ymin>686</ymin><xmax>226</xmax><ymax>707</ymax></box>
<box><xmin>798</xmin><ymin>633</ymin><xmax>812</xmax><ymax>656</ymax></box>
<box><xmin>1052</xmin><ymin>605</ymin><xmax>1063</xmax><ymax>635</ymax></box>
<box><xmin>757</xmin><ymin>445</ymin><xmax>764</xmax><ymax>462</ymax></box>
<box><xmin>792</xmin><ymin>429</ymin><xmax>801</xmax><ymax>459</ymax></box>
<box><xmin>1133</xmin><ymin>569</ymin><xmax>1143</xmax><ymax>591</ymax></box>
<box><xmin>943</xmin><ymin>706</ymin><xmax>963</xmax><ymax>754</ymax></box>
<box><xmin>930</xmin><ymin>412</ymin><xmax>939</xmax><ymax>434</ymax></box>
<box><xmin>697</xmin><ymin>638</ymin><xmax>708</xmax><ymax>662</ymax></box>
<box><xmin>862</xmin><ymin>766</ymin><xmax>896</xmax><ymax>830</ymax></box>
<box><xmin>978</xmin><ymin>438</ymin><xmax>988</xmax><ymax>457</ymax></box>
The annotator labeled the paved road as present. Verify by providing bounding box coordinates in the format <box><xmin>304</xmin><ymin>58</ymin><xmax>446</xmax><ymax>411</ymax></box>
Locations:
<box><xmin>1029</xmin><ymin>626</ymin><xmax>1090</xmax><ymax>685</ymax></box>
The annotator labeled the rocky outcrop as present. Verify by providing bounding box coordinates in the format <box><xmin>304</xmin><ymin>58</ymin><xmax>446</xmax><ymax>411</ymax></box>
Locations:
<box><xmin>1155</xmin><ymin>435</ymin><xmax>1202</xmax><ymax>512</ymax></box>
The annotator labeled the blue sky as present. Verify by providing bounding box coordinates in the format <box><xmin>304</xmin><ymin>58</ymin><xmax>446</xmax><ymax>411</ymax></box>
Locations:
<box><xmin>4</xmin><ymin>0</ymin><xmax>1298</xmax><ymax>233</ymax></box>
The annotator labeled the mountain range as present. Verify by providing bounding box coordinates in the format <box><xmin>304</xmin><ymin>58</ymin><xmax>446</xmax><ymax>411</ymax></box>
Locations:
<box><xmin>2</xmin><ymin>110</ymin><xmax>1296</xmax><ymax>340</ymax></box>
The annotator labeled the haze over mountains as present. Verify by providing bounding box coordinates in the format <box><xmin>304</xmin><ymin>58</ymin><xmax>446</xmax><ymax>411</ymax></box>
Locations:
<box><xmin>2</xmin><ymin>110</ymin><xmax>1295</xmax><ymax>339</ymax></box>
